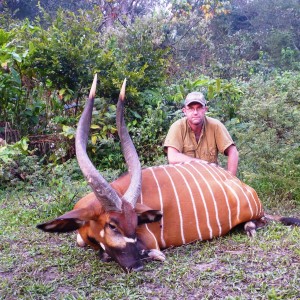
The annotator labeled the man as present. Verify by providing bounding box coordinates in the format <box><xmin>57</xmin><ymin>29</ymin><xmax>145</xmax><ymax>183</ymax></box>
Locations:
<box><xmin>163</xmin><ymin>91</ymin><xmax>239</xmax><ymax>176</ymax></box>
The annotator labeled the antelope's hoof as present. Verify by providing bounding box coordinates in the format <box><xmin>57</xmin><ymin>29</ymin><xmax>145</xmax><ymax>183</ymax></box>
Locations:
<box><xmin>246</xmin><ymin>229</ymin><xmax>256</xmax><ymax>238</ymax></box>
<box><xmin>244</xmin><ymin>221</ymin><xmax>257</xmax><ymax>238</ymax></box>
<box><xmin>76</xmin><ymin>233</ymin><xmax>86</xmax><ymax>247</ymax></box>
<box><xmin>148</xmin><ymin>249</ymin><xmax>166</xmax><ymax>261</ymax></box>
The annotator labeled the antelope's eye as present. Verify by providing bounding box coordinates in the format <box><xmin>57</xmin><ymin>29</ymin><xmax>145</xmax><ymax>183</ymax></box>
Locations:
<box><xmin>108</xmin><ymin>223</ymin><xmax>117</xmax><ymax>231</ymax></box>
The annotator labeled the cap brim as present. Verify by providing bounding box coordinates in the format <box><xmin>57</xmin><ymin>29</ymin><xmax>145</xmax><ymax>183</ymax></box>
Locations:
<box><xmin>185</xmin><ymin>99</ymin><xmax>206</xmax><ymax>106</ymax></box>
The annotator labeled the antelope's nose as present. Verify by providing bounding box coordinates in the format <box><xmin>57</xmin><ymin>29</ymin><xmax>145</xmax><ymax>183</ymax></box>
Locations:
<box><xmin>132</xmin><ymin>265</ymin><xmax>143</xmax><ymax>272</ymax></box>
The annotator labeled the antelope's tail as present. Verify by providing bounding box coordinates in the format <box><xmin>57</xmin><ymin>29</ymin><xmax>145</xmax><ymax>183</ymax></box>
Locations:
<box><xmin>264</xmin><ymin>214</ymin><xmax>300</xmax><ymax>226</ymax></box>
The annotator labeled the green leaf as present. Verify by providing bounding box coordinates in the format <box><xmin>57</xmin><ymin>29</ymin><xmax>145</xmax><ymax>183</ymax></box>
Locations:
<box><xmin>91</xmin><ymin>135</ymin><xmax>97</xmax><ymax>145</ymax></box>
<box><xmin>12</xmin><ymin>52</ymin><xmax>22</xmax><ymax>62</ymax></box>
<box><xmin>90</xmin><ymin>124</ymin><xmax>100</xmax><ymax>129</ymax></box>
<box><xmin>130</xmin><ymin>110</ymin><xmax>142</xmax><ymax>119</ymax></box>
<box><xmin>216</xmin><ymin>78</ymin><xmax>221</xmax><ymax>93</ymax></box>
<box><xmin>207</xmin><ymin>85</ymin><xmax>214</xmax><ymax>100</ymax></box>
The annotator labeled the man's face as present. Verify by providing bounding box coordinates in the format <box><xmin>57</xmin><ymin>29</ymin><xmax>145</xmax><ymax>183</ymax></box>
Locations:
<box><xmin>183</xmin><ymin>103</ymin><xmax>207</xmax><ymax>126</ymax></box>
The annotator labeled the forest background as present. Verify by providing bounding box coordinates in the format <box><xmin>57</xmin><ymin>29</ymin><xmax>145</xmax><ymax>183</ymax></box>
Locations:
<box><xmin>0</xmin><ymin>0</ymin><xmax>300</xmax><ymax>299</ymax></box>
<box><xmin>1</xmin><ymin>0</ymin><xmax>299</xmax><ymax>202</ymax></box>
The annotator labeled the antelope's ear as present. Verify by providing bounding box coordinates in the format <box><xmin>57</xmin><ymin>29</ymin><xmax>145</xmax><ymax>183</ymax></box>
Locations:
<box><xmin>37</xmin><ymin>208</ymin><xmax>95</xmax><ymax>233</ymax></box>
<box><xmin>37</xmin><ymin>218</ymin><xmax>85</xmax><ymax>233</ymax></box>
<box><xmin>135</xmin><ymin>203</ymin><xmax>163</xmax><ymax>225</ymax></box>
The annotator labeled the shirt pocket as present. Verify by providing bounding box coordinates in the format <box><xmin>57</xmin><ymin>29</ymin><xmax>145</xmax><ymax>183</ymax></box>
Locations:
<box><xmin>207</xmin><ymin>147</ymin><xmax>218</xmax><ymax>163</ymax></box>
<box><xmin>199</xmin><ymin>147</ymin><xmax>218</xmax><ymax>163</ymax></box>
<box><xmin>183</xmin><ymin>145</ymin><xmax>196</xmax><ymax>158</ymax></box>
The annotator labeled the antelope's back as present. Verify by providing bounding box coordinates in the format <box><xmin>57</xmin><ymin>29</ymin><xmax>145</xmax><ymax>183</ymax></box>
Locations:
<box><xmin>113</xmin><ymin>161</ymin><xmax>264</xmax><ymax>249</ymax></box>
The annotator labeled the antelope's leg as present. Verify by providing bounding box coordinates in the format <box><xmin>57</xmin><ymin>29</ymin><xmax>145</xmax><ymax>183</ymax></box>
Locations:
<box><xmin>139</xmin><ymin>249</ymin><xmax>166</xmax><ymax>261</ymax></box>
<box><xmin>77</xmin><ymin>233</ymin><xmax>86</xmax><ymax>247</ymax></box>
<box><xmin>244</xmin><ymin>221</ymin><xmax>257</xmax><ymax>237</ymax></box>
<box><xmin>244</xmin><ymin>218</ymin><xmax>268</xmax><ymax>237</ymax></box>
<box><xmin>136</xmin><ymin>231</ymin><xmax>165</xmax><ymax>261</ymax></box>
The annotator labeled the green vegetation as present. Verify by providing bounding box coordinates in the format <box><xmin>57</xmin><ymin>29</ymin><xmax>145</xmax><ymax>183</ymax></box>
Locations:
<box><xmin>1</xmin><ymin>178</ymin><xmax>299</xmax><ymax>299</ymax></box>
<box><xmin>0</xmin><ymin>0</ymin><xmax>300</xmax><ymax>298</ymax></box>
<box><xmin>236</xmin><ymin>72</ymin><xmax>300</xmax><ymax>205</ymax></box>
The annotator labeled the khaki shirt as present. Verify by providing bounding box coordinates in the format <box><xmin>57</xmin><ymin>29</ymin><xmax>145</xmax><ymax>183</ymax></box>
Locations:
<box><xmin>163</xmin><ymin>116</ymin><xmax>235</xmax><ymax>164</ymax></box>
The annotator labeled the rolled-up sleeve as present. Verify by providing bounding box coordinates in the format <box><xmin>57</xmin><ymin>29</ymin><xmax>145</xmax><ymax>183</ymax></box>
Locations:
<box><xmin>215</xmin><ymin>122</ymin><xmax>235</xmax><ymax>154</ymax></box>
<box><xmin>163</xmin><ymin>120</ymin><xmax>184</xmax><ymax>153</ymax></box>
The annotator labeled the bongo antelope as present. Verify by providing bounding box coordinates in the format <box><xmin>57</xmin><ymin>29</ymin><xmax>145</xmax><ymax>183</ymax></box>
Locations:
<box><xmin>37</xmin><ymin>75</ymin><xmax>300</xmax><ymax>272</ymax></box>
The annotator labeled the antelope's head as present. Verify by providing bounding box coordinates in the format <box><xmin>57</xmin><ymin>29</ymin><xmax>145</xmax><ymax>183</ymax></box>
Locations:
<box><xmin>37</xmin><ymin>75</ymin><xmax>162</xmax><ymax>272</ymax></box>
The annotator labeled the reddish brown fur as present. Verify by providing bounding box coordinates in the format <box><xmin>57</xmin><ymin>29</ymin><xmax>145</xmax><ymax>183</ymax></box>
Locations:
<box><xmin>66</xmin><ymin>162</ymin><xmax>264</xmax><ymax>252</ymax></box>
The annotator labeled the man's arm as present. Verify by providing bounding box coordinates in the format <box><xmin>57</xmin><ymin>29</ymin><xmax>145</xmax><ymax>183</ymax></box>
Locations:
<box><xmin>224</xmin><ymin>145</ymin><xmax>239</xmax><ymax>176</ymax></box>
<box><xmin>167</xmin><ymin>147</ymin><xmax>208</xmax><ymax>164</ymax></box>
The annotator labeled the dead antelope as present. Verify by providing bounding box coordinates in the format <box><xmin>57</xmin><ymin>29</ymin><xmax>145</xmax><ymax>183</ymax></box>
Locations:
<box><xmin>37</xmin><ymin>75</ymin><xmax>300</xmax><ymax>272</ymax></box>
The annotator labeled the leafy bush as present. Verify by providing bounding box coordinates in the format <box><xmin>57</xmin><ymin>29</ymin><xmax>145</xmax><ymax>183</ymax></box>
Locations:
<box><xmin>0</xmin><ymin>137</ymin><xmax>83</xmax><ymax>191</ymax></box>
<box><xmin>0</xmin><ymin>9</ymin><xmax>170</xmax><ymax>164</ymax></box>
<box><xmin>128</xmin><ymin>89</ymin><xmax>171</xmax><ymax>165</ymax></box>
<box><xmin>0</xmin><ymin>138</ymin><xmax>42</xmax><ymax>188</ymax></box>
<box><xmin>167</xmin><ymin>75</ymin><xmax>244</xmax><ymax>122</ymax></box>
<box><xmin>235</xmin><ymin>71</ymin><xmax>300</xmax><ymax>204</ymax></box>
<box><xmin>0</xmin><ymin>29</ymin><xmax>27</xmax><ymax>129</ymax></box>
